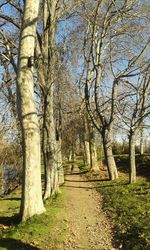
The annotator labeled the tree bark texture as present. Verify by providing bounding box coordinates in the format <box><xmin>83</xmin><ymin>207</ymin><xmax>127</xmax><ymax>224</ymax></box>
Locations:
<box><xmin>17</xmin><ymin>0</ymin><xmax>45</xmax><ymax>221</ymax></box>
<box><xmin>84</xmin><ymin>114</ymin><xmax>99</xmax><ymax>171</ymax></box>
<box><xmin>84</xmin><ymin>141</ymin><xmax>91</xmax><ymax>166</ymax></box>
<box><xmin>42</xmin><ymin>0</ymin><xmax>60</xmax><ymax>199</ymax></box>
<box><xmin>129</xmin><ymin>132</ymin><xmax>136</xmax><ymax>183</ymax></box>
<box><xmin>89</xmin><ymin>125</ymin><xmax>99</xmax><ymax>173</ymax></box>
<box><xmin>102</xmin><ymin>129</ymin><xmax>118</xmax><ymax>180</ymax></box>
<box><xmin>43</xmin><ymin>89</ymin><xmax>59</xmax><ymax>198</ymax></box>
<box><xmin>57</xmin><ymin>140</ymin><xmax>64</xmax><ymax>185</ymax></box>
<box><xmin>140</xmin><ymin>129</ymin><xmax>144</xmax><ymax>155</ymax></box>
<box><xmin>91</xmin><ymin>139</ymin><xmax>99</xmax><ymax>173</ymax></box>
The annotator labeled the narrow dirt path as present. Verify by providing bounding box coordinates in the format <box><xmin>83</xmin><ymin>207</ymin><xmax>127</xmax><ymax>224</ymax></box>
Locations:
<box><xmin>61</xmin><ymin>166</ymin><xmax>116</xmax><ymax>250</ymax></box>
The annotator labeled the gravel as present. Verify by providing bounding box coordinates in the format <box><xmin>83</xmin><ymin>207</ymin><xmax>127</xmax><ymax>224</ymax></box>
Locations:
<box><xmin>60</xmin><ymin>167</ymin><xmax>118</xmax><ymax>250</ymax></box>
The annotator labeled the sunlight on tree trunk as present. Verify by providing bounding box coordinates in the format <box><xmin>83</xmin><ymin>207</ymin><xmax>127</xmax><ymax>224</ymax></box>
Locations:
<box><xmin>41</xmin><ymin>0</ymin><xmax>60</xmax><ymax>199</ymax></box>
<box><xmin>57</xmin><ymin>140</ymin><xmax>64</xmax><ymax>186</ymax></box>
<box><xmin>84</xmin><ymin>141</ymin><xmax>90</xmax><ymax>166</ymax></box>
<box><xmin>103</xmin><ymin>130</ymin><xmax>118</xmax><ymax>180</ymax></box>
<box><xmin>17</xmin><ymin>0</ymin><xmax>45</xmax><ymax>221</ymax></box>
<box><xmin>140</xmin><ymin>128</ymin><xmax>144</xmax><ymax>155</ymax></box>
<box><xmin>129</xmin><ymin>133</ymin><xmax>136</xmax><ymax>184</ymax></box>
<box><xmin>91</xmin><ymin>140</ymin><xmax>100</xmax><ymax>173</ymax></box>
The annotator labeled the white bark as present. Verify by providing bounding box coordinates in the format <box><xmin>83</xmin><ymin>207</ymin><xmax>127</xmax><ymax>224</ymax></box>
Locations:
<box><xmin>91</xmin><ymin>140</ymin><xmax>100</xmax><ymax>173</ymax></box>
<box><xmin>43</xmin><ymin>91</ymin><xmax>60</xmax><ymax>198</ymax></box>
<box><xmin>103</xmin><ymin>129</ymin><xmax>118</xmax><ymax>180</ymax></box>
<box><xmin>129</xmin><ymin>133</ymin><xmax>136</xmax><ymax>183</ymax></box>
<box><xmin>69</xmin><ymin>151</ymin><xmax>72</xmax><ymax>161</ymax></box>
<box><xmin>84</xmin><ymin>141</ymin><xmax>91</xmax><ymax>166</ymax></box>
<box><xmin>17</xmin><ymin>0</ymin><xmax>45</xmax><ymax>221</ymax></box>
<box><xmin>42</xmin><ymin>0</ymin><xmax>60</xmax><ymax>199</ymax></box>
<box><xmin>140</xmin><ymin>129</ymin><xmax>144</xmax><ymax>155</ymax></box>
<box><xmin>57</xmin><ymin>140</ymin><xmax>64</xmax><ymax>185</ymax></box>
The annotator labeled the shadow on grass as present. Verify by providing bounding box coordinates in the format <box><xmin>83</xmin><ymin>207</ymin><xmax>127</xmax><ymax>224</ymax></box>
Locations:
<box><xmin>0</xmin><ymin>238</ymin><xmax>40</xmax><ymax>250</ymax></box>
<box><xmin>97</xmin><ymin>183</ymin><xmax>128</xmax><ymax>188</ymax></box>
<box><xmin>137</xmin><ymin>165</ymin><xmax>150</xmax><ymax>181</ymax></box>
<box><xmin>0</xmin><ymin>214</ymin><xmax>20</xmax><ymax>226</ymax></box>
<box><xmin>113</xmin><ymin>224</ymin><xmax>148</xmax><ymax>250</ymax></box>
<box><xmin>114</xmin><ymin>154</ymin><xmax>150</xmax><ymax>181</ymax></box>
<box><xmin>2</xmin><ymin>197</ymin><xmax>21</xmax><ymax>201</ymax></box>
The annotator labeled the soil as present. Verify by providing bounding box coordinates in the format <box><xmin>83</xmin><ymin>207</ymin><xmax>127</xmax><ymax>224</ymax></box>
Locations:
<box><xmin>60</xmin><ymin>166</ymin><xmax>117</xmax><ymax>250</ymax></box>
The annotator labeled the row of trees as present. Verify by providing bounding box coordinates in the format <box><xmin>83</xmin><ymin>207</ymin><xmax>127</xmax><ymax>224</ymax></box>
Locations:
<box><xmin>82</xmin><ymin>0</ymin><xmax>150</xmax><ymax>183</ymax></box>
<box><xmin>0</xmin><ymin>0</ymin><xmax>150</xmax><ymax>222</ymax></box>
<box><xmin>0</xmin><ymin>0</ymin><xmax>66</xmax><ymax>221</ymax></box>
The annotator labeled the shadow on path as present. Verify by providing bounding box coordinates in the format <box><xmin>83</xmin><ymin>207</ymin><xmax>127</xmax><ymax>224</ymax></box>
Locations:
<box><xmin>0</xmin><ymin>238</ymin><xmax>40</xmax><ymax>250</ymax></box>
<box><xmin>63</xmin><ymin>183</ymin><xmax>128</xmax><ymax>189</ymax></box>
<box><xmin>63</xmin><ymin>185</ymin><xmax>95</xmax><ymax>189</ymax></box>
<box><xmin>64</xmin><ymin>178</ymin><xmax>109</xmax><ymax>183</ymax></box>
<box><xmin>65</xmin><ymin>170</ymin><xmax>89</xmax><ymax>175</ymax></box>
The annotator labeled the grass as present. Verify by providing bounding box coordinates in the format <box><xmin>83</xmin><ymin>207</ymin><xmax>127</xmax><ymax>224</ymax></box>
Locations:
<box><xmin>77</xmin><ymin>161</ymin><xmax>90</xmax><ymax>173</ymax></box>
<box><xmin>63</xmin><ymin>159</ymin><xmax>90</xmax><ymax>174</ymax></box>
<box><xmin>1</xmin><ymin>155</ymin><xmax>150</xmax><ymax>250</ymax></box>
<box><xmin>96</xmin><ymin>154</ymin><xmax>150</xmax><ymax>250</ymax></box>
<box><xmin>0</xmin><ymin>189</ymin><xmax>67</xmax><ymax>250</ymax></box>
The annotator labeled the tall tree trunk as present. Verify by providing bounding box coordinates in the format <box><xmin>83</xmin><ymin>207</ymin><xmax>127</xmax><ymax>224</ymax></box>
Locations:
<box><xmin>42</xmin><ymin>0</ymin><xmax>60</xmax><ymax>199</ymax></box>
<box><xmin>140</xmin><ymin>129</ymin><xmax>144</xmax><ymax>155</ymax></box>
<box><xmin>72</xmin><ymin>146</ymin><xmax>76</xmax><ymax>162</ymax></box>
<box><xmin>91</xmin><ymin>140</ymin><xmax>99</xmax><ymax>172</ymax></box>
<box><xmin>43</xmin><ymin>90</ymin><xmax>59</xmax><ymax>199</ymax></box>
<box><xmin>84</xmin><ymin>140</ymin><xmax>91</xmax><ymax>166</ymax></box>
<box><xmin>89</xmin><ymin>125</ymin><xmax>99</xmax><ymax>173</ymax></box>
<box><xmin>84</xmin><ymin>118</ymin><xmax>99</xmax><ymax>172</ymax></box>
<box><xmin>129</xmin><ymin>132</ymin><xmax>136</xmax><ymax>183</ymax></box>
<box><xmin>99</xmin><ymin>144</ymin><xmax>103</xmax><ymax>167</ymax></box>
<box><xmin>102</xmin><ymin>129</ymin><xmax>118</xmax><ymax>180</ymax></box>
<box><xmin>68</xmin><ymin>150</ymin><xmax>72</xmax><ymax>161</ymax></box>
<box><xmin>17</xmin><ymin>0</ymin><xmax>45</xmax><ymax>221</ymax></box>
<box><xmin>57</xmin><ymin>139</ymin><xmax>64</xmax><ymax>185</ymax></box>
<box><xmin>56</xmin><ymin>75</ymin><xmax>64</xmax><ymax>185</ymax></box>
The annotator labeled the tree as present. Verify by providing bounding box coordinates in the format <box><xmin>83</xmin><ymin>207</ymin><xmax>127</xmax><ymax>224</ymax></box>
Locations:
<box><xmin>118</xmin><ymin>68</ymin><xmax>150</xmax><ymax>183</ymax></box>
<box><xmin>80</xmin><ymin>0</ymin><xmax>149</xmax><ymax>180</ymax></box>
<box><xmin>55</xmin><ymin>67</ymin><xmax>65</xmax><ymax>185</ymax></box>
<box><xmin>35</xmin><ymin>0</ymin><xmax>60</xmax><ymax>199</ymax></box>
<box><xmin>82</xmin><ymin>110</ymin><xmax>99</xmax><ymax>172</ymax></box>
<box><xmin>16</xmin><ymin>0</ymin><xmax>45</xmax><ymax>220</ymax></box>
<box><xmin>38</xmin><ymin>0</ymin><xmax>86</xmax><ymax>195</ymax></box>
<box><xmin>140</xmin><ymin>126</ymin><xmax>144</xmax><ymax>155</ymax></box>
